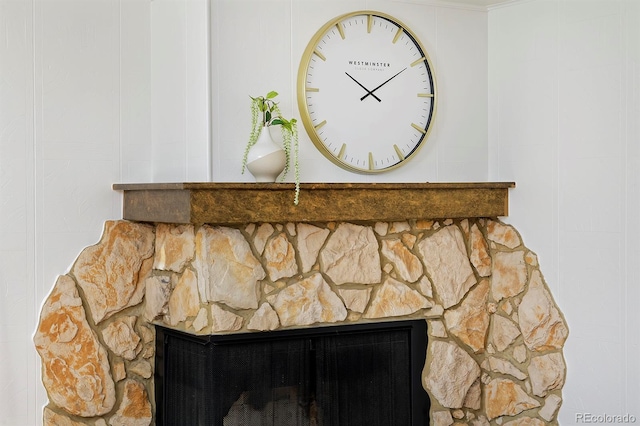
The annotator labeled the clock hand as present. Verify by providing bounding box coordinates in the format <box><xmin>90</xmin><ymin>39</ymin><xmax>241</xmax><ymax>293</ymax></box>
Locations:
<box><xmin>360</xmin><ymin>68</ymin><xmax>407</xmax><ymax>101</ymax></box>
<box><xmin>345</xmin><ymin>72</ymin><xmax>382</xmax><ymax>102</ymax></box>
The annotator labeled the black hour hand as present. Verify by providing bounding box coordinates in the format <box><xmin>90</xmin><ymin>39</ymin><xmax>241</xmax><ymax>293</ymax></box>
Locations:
<box><xmin>345</xmin><ymin>72</ymin><xmax>382</xmax><ymax>102</ymax></box>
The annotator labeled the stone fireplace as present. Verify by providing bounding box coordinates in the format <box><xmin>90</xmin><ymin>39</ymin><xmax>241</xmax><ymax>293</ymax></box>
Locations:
<box><xmin>34</xmin><ymin>182</ymin><xmax>568</xmax><ymax>425</ymax></box>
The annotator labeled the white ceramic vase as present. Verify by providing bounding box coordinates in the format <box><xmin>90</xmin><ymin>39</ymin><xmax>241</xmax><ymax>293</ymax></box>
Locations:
<box><xmin>246</xmin><ymin>126</ymin><xmax>287</xmax><ymax>182</ymax></box>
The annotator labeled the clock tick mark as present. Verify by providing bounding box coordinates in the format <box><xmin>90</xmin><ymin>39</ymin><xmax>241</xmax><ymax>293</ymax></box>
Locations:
<box><xmin>393</xmin><ymin>28</ymin><xmax>404</xmax><ymax>44</ymax></box>
<box><xmin>410</xmin><ymin>57</ymin><xmax>426</xmax><ymax>67</ymax></box>
<box><xmin>393</xmin><ymin>145</ymin><xmax>405</xmax><ymax>160</ymax></box>
<box><xmin>411</xmin><ymin>123</ymin><xmax>427</xmax><ymax>134</ymax></box>
<box><xmin>338</xmin><ymin>143</ymin><xmax>346</xmax><ymax>160</ymax></box>
<box><xmin>314</xmin><ymin>120</ymin><xmax>327</xmax><ymax>130</ymax></box>
<box><xmin>314</xmin><ymin>49</ymin><xmax>327</xmax><ymax>61</ymax></box>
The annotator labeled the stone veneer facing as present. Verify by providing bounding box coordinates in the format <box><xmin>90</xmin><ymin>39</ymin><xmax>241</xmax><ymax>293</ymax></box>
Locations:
<box><xmin>35</xmin><ymin>218</ymin><xmax>568</xmax><ymax>426</ymax></box>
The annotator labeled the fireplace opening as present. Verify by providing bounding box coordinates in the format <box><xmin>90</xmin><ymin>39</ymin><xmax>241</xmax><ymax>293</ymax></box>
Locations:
<box><xmin>155</xmin><ymin>320</ymin><xmax>430</xmax><ymax>425</ymax></box>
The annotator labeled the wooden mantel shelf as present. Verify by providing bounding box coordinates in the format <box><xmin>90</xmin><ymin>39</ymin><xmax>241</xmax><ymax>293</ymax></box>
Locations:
<box><xmin>112</xmin><ymin>182</ymin><xmax>515</xmax><ymax>225</ymax></box>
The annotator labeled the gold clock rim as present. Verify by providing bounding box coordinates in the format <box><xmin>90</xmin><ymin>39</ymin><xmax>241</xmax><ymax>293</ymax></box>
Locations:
<box><xmin>296</xmin><ymin>10</ymin><xmax>438</xmax><ymax>174</ymax></box>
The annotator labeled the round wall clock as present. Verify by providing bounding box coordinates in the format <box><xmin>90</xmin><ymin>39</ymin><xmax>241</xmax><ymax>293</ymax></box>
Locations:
<box><xmin>297</xmin><ymin>11</ymin><xmax>437</xmax><ymax>174</ymax></box>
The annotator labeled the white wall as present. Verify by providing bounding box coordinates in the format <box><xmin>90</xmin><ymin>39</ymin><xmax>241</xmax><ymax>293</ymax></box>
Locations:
<box><xmin>0</xmin><ymin>0</ymin><xmax>209</xmax><ymax>424</ymax></box>
<box><xmin>2</xmin><ymin>0</ymin><xmax>637</xmax><ymax>425</ymax></box>
<box><xmin>489</xmin><ymin>0</ymin><xmax>640</xmax><ymax>423</ymax></box>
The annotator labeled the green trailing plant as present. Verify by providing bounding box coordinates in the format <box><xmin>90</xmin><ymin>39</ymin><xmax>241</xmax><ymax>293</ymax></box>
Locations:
<box><xmin>242</xmin><ymin>91</ymin><xmax>300</xmax><ymax>205</ymax></box>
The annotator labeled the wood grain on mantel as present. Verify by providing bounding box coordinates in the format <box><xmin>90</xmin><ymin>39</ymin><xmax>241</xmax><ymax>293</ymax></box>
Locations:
<box><xmin>112</xmin><ymin>182</ymin><xmax>516</xmax><ymax>225</ymax></box>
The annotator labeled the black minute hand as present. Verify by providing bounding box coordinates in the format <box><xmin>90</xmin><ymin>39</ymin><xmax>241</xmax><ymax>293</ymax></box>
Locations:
<box><xmin>345</xmin><ymin>72</ymin><xmax>382</xmax><ymax>102</ymax></box>
<box><xmin>360</xmin><ymin>68</ymin><xmax>407</xmax><ymax>101</ymax></box>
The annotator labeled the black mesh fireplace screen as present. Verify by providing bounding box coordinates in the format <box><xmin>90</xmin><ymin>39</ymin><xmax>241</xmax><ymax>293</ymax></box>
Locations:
<box><xmin>155</xmin><ymin>320</ymin><xmax>429</xmax><ymax>426</ymax></box>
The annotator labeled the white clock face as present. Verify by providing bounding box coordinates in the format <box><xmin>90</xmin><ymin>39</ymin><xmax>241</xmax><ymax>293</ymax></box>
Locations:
<box><xmin>297</xmin><ymin>11</ymin><xmax>437</xmax><ymax>174</ymax></box>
